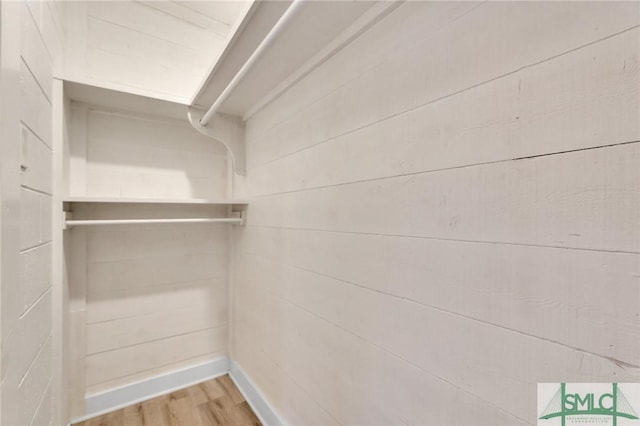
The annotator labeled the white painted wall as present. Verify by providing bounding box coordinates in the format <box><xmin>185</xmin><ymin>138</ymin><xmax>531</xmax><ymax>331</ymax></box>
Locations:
<box><xmin>62</xmin><ymin>0</ymin><xmax>248</xmax><ymax>104</ymax></box>
<box><xmin>62</xmin><ymin>99</ymin><xmax>232</xmax><ymax>419</ymax></box>
<box><xmin>233</xmin><ymin>2</ymin><xmax>640</xmax><ymax>424</ymax></box>
<box><xmin>0</xmin><ymin>1</ymin><xmax>64</xmax><ymax>425</ymax></box>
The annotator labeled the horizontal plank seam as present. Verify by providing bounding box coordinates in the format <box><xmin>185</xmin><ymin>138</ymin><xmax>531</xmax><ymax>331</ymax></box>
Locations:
<box><xmin>246</xmin><ymin>139</ymin><xmax>640</xmax><ymax>199</ymax></box>
<box><xmin>135</xmin><ymin>1</ymin><xmax>230</xmax><ymax>35</ymax></box>
<box><xmin>86</xmin><ymin>15</ymin><xmax>212</xmax><ymax>56</ymax></box>
<box><xmin>85</xmin><ymin>278</ymin><xmax>228</xmax><ymax>302</ymax></box>
<box><xmin>248</xmin><ymin>23</ymin><xmax>640</xmax><ymax>171</ymax></box>
<box><xmin>87</xmin><ymin>350</ymin><xmax>228</xmax><ymax>390</ymax></box>
<box><xmin>241</xmin><ymin>223</ymin><xmax>640</xmax><ymax>255</ymax></box>
<box><xmin>251</xmin><ymin>0</ymin><xmax>487</xmax><ymax>136</ymax></box>
<box><xmin>28</xmin><ymin>378</ymin><xmax>53</xmax><ymax>426</ymax></box>
<box><xmin>20</xmin><ymin>56</ymin><xmax>52</xmax><ymax>105</ymax></box>
<box><xmin>239</xmin><ymin>288</ymin><xmax>530</xmax><ymax>425</ymax></box>
<box><xmin>86</xmin><ymin>307</ymin><xmax>227</xmax><ymax>326</ymax></box>
<box><xmin>21</xmin><ymin>185</ymin><xmax>53</xmax><ymax>198</ymax></box>
<box><xmin>240</xmin><ymin>250</ymin><xmax>639</xmax><ymax>368</ymax></box>
<box><xmin>173</xmin><ymin>1</ymin><xmax>233</xmax><ymax>29</ymax></box>
<box><xmin>85</xmin><ymin>323</ymin><xmax>228</xmax><ymax>356</ymax></box>
<box><xmin>19</xmin><ymin>240</ymin><xmax>52</xmax><ymax>255</ymax></box>
<box><xmin>18</xmin><ymin>334</ymin><xmax>52</xmax><ymax>387</ymax></box>
<box><xmin>20</xmin><ymin>120</ymin><xmax>53</xmax><ymax>149</ymax></box>
<box><xmin>88</xmin><ymin>44</ymin><xmax>208</xmax><ymax>77</ymax></box>
<box><xmin>22</xmin><ymin>240</ymin><xmax>54</xmax><ymax>253</ymax></box>
<box><xmin>23</xmin><ymin>2</ymin><xmax>56</xmax><ymax>65</ymax></box>
<box><xmin>86</xmin><ymin>253</ymin><xmax>229</xmax><ymax>266</ymax></box>
<box><xmin>19</xmin><ymin>287</ymin><xmax>52</xmax><ymax>320</ymax></box>
<box><xmin>86</xmin><ymin>302</ymin><xmax>228</xmax><ymax>324</ymax></box>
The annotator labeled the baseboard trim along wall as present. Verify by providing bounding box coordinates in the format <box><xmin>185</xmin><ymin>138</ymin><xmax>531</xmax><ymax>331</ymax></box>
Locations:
<box><xmin>229</xmin><ymin>361</ymin><xmax>285</xmax><ymax>426</ymax></box>
<box><xmin>72</xmin><ymin>356</ymin><xmax>230</xmax><ymax>424</ymax></box>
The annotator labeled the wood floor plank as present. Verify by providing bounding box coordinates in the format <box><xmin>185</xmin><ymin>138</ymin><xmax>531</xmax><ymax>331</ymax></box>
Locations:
<box><xmin>205</xmin><ymin>395</ymin><xmax>239</xmax><ymax>425</ymax></box>
<box><xmin>189</xmin><ymin>382</ymin><xmax>211</xmax><ymax>406</ymax></box>
<box><xmin>72</xmin><ymin>375</ymin><xmax>261</xmax><ymax>426</ymax></box>
<box><xmin>235</xmin><ymin>402</ymin><xmax>262</xmax><ymax>426</ymax></box>
<box><xmin>168</xmin><ymin>391</ymin><xmax>201</xmax><ymax>426</ymax></box>
<box><xmin>123</xmin><ymin>404</ymin><xmax>145</xmax><ymax>426</ymax></box>
<box><xmin>140</xmin><ymin>394</ymin><xmax>171</xmax><ymax>426</ymax></box>
<box><xmin>201</xmin><ymin>378</ymin><xmax>227</xmax><ymax>400</ymax></box>
<box><xmin>218</xmin><ymin>375</ymin><xmax>245</xmax><ymax>405</ymax></box>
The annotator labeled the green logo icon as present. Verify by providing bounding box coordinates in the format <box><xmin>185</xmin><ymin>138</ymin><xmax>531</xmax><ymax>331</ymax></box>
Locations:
<box><xmin>539</xmin><ymin>383</ymin><xmax>638</xmax><ymax>426</ymax></box>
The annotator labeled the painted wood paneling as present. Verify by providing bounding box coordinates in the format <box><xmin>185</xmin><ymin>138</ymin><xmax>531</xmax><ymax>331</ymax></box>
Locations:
<box><xmin>246</xmin><ymin>143</ymin><xmax>639</xmax><ymax>253</ymax></box>
<box><xmin>85</xmin><ymin>328</ymin><xmax>228</xmax><ymax>390</ymax></box>
<box><xmin>20</xmin><ymin>124</ymin><xmax>53</xmax><ymax>194</ymax></box>
<box><xmin>233</xmin><ymin>2</ymin><xmax>640</xmax><ymax>425</ymax></box>
<box><xmin>62</xmin><ymin>0</ymin><xmax>247</xmax><ymax>103</ymax></box>
<box><xmin>63</xmin><ymin>87</ymin><xmax>232</xmax><ymax>413</ymax></box>
<box><xmin>68</xmin><ymin>106</ymin><xmax>228</xmax><ymax>200</ymax></box>
<box><xmin>20</xmin><ymin>243</ymin><xmax>53</xmax><ymax>313</ymax></box>
<box><xmin>1</xmin><ymin>2</ymin><xmax>62</xmax><ymax>424</ymax></box>
<box><xmin>245</xmin><ymin>1</ymin><xmax>639</xmax><ymax>168</ymax></box>
<box><xmin>236</xmin><ymin>226</ymin><xmax>640</xmax><ymax>366</ymax></box>
<box><xmin>245</xmin><ymin>28</ymin><xmax>640</xmax><ymax>196</ymax></box>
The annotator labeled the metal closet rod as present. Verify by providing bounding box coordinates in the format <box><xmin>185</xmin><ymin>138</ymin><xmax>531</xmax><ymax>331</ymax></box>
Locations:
<box><xmin>199</xmin><ymin>0</ymin><xmax>305</xmax><ymax>126</ymax></box>
<box><xmin>65</xmin><ymin>218</ymin><xmax>243</xmax><ymax>227</ymax></box>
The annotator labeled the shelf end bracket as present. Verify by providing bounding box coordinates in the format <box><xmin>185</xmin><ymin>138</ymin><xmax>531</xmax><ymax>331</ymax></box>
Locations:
<box><xmin>187</xmin><ymin>107</ymin><xmax>246</xmax><ymax>176</ymax></box>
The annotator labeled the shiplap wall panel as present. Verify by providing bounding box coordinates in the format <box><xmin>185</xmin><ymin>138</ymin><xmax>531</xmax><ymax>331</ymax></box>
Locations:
<box><xmin>20</xmin><ymin>60</ymin><xmax>53</xmax><ymax>147</ymax></box>
<box><xmin>69</xmin><ymin>107</ymin><xmax>228</xmax><ymax>199</ymax></box>
<box><xmin>86</xmin><ymin>309</ymin><xmax>227</xmax><ymax>355</ymax></box>
<box><xmin>85</xmin><ymin>352</ymin><xmax>221</xmax><ymax>397</ymax></box>
<box><xmin>245</xmin><ymin>2</ymin><xmax>639</xmax><ymax>169</ymax></box>
<box><xmin>234</xmin><ymin>286</ymin><xmax>531</xmax><ymax>426</ymax></box>
<box><xmin>21</xmin><ymin>3</ymin><xmax>53</xmax><ymax>101</ymax></box>
<box><xmin>84</xmin><ymin>223</ymin><xmax>228</xmax><ymax>262</ymax></box>
<box><xmin>1</xmin><ymin>2</ymin><xmax>61</xmax><ymax>423</ymax></box>
<box><xmin>87</xmin><ymin>251</ymin><xmax>227</xmax><ymax>293</ymax></box>
<box><xmin>15</xmin><ymin>289</ymin><xmax>52</xmax><ymax>387</ymax></box>
<box><xmin>245</xmin><ymin>28</ymin><xmax>640</xmax><ymax>196</ymax></box>
<box><xmin>17</xmin><ymin>338</ymin><xmax>52</xmax><ymax>426</ymax></box>
<box><xmin>86</xmin><ymin>278</ymin><xmax>228</xmax><ymax>324</ymax></box>
<box><xmin>234</xmin><ymin>2</ymin><xmax>640</xmax><ymax>424</ymax></box>
<box><xmin>85</xmin><ymin>327</ymin><xmax>228</xmax><ymax>389</ymax></box>
<box><xmin>65</xmin><ymin>100</ymin><xmax>231</xmax><ymax>406</ymax></box>
<box><xmin>87</xmin><ymin>18</ymin><xmax>211</xmax><ymax>74</ymax></box>
<box><xmin>20</xmin><ymin>244</ymin><xmax>53</xmax><ymax>313</ymax></box>
<box><xmin>246</xmin><ymin>144</ymin><xmax>639</xmax><ymax>253</ymax></box>
<box><xmin>235</xmin><ymin>252</ymin><xmax>639</xmax><ymax>421</ymax></box>
<box><xmin>236</xmin><ymin>226</ymin><xmax>640</xmax><ymax>366</ymax></box>
<box><xmin>62</xmin><ymin>0</ymin><xmax>245</xmax><ymax>102</ymax></box>
<box><xmin>79</xmin><ymin>217</ymin><xmax>229</xmax><ymax>392</ymax></box>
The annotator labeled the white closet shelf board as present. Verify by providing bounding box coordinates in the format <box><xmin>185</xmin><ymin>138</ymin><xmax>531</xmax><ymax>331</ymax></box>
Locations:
<box><xmin>63</xmin><ymin>197</ymin><xmax>248</xmax><ymax>207</ymax></box>
<box><xmin>190</xmin><ymin>1</ymin><xmax>398</xmax><ymax>119</ymax></box>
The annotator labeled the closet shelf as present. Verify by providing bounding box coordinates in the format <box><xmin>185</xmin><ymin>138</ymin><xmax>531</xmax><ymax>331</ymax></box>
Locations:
<box><xmin>65</xmin><ymin>217</ymin><xmax>243</xmax><ymax>227</ymax></box>
<box><xmin>63</xmin><ymin>197</ymin><xmax>248</xmax><ymax>206</ymax></box>
<box><xmin>62</xmin><ymin>198</ymin><xmax>248</xmax><ymax>229</ymax></box>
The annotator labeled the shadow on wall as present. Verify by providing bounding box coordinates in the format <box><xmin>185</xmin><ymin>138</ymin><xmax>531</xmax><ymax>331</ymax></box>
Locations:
<box><xmin>67</xmin><ymin>103</ymin><xmax>228</xmax><ymax>200</ymax></box>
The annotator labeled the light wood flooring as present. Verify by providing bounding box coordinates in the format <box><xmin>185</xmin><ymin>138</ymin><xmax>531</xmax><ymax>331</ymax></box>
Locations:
<box><xmin>73</xmin><ymin>375</ymin><xmax>262</xmax><ymax>426</ymax></box>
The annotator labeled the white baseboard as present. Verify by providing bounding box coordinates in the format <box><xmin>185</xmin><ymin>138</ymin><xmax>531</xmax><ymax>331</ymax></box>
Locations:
<box><xmin>71</xmin><ymin>356</ymin><xmax>229</xmax><ymax>424</ymax></box>
<box><xmin>229</xmin><ymin>361</ymin><xmax>285</xmax><ymax>426</ymax></box>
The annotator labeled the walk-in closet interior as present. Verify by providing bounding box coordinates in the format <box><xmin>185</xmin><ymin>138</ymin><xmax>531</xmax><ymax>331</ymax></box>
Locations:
<box><xmin>0</xmin><ymin>1</ymin><xmax>638</xmax><ymax>425</ymax></box>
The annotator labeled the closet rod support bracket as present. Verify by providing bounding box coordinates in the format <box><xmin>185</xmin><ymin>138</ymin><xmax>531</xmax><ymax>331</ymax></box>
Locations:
<box><xmin>187</xmin><ymin>107</ymin><xmax>246</xmax><ymax>176</ymax></box>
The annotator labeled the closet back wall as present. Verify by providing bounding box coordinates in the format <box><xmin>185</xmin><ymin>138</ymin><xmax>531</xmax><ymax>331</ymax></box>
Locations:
<box><xmin>233</xmin><ymin>2</ymin><xmax>640</xmax><ymax>425</ymax></box>
<box><xmin>64</xmin><ymin>101</ymin><xmax>231</xmax><ymax>418</ymax></box>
